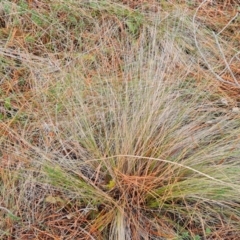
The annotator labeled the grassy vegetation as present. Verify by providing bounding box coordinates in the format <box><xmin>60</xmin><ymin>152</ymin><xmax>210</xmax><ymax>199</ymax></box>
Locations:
<box><xmin>0</xmin><ymin>0</ymin><xmax>240</xmax><ymax>239</ymax></box>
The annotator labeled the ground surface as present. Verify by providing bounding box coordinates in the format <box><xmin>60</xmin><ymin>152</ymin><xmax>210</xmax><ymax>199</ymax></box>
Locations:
<box><xmin>0</xmin><ymin>1</ymin><xmax>240</xmax><ymax>239</ymax></box>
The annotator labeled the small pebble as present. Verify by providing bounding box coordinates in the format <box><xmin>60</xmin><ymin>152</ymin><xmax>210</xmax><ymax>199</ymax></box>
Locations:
<box><xmin>220</xmin><ymin>98</ymin><xmax>228</xmax><ymax>106</ymax></box>
<box><xmin>232</xmin><ymin>107</ymin><xmax>239</xmax><ymax>113</ymax></box>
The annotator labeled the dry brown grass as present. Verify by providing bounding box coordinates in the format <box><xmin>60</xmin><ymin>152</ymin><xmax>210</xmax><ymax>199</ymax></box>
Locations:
<box><xmin>1</xmin><ymin>1</ymin><xmax>240</xmax><ymax>239</ymax></box>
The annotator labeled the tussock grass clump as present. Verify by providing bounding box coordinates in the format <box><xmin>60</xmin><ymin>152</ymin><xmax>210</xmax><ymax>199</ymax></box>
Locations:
<box><xmin>2</xmin><ymin>32</ymin><xmax>240</xmax><ymax>239</ymax></box>
<box><xmin>1</xmin><ymin>0</ymin><xmax>240</xmax><ymax>239</ymax></box>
